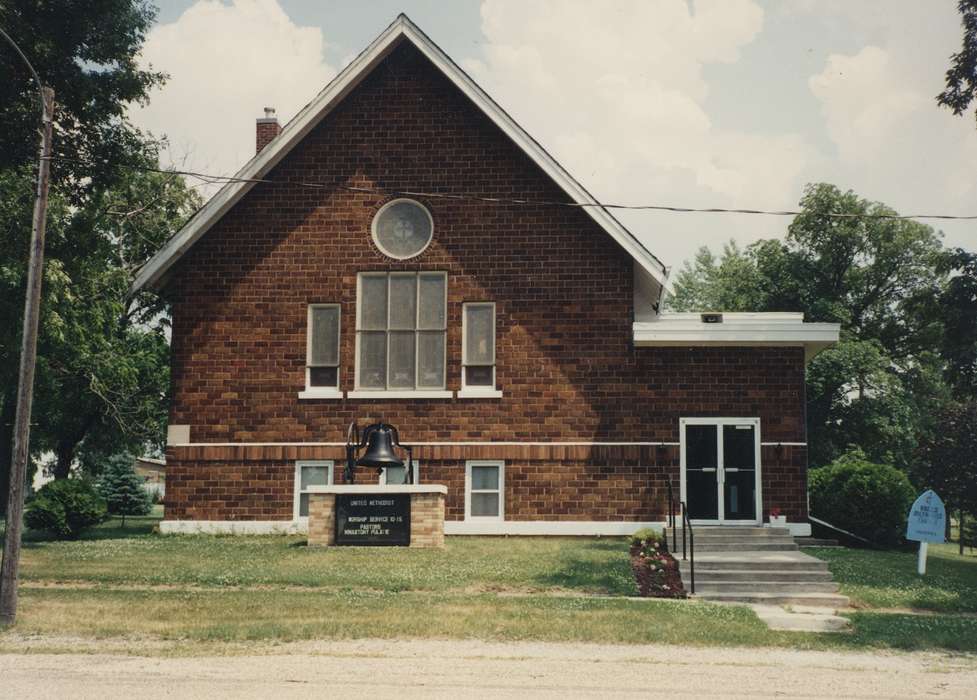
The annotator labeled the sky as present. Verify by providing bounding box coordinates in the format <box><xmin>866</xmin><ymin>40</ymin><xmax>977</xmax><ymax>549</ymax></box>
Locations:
<box><xmin>135</xmin><ymin>0</ymin><xmax>977</xmax><ymax>273</ymax></box>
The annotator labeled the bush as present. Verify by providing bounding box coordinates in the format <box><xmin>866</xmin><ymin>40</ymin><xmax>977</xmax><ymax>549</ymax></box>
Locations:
<box><xmin>97</xmin><ymin>454</ymin><xmax>153</xmax><ymax>526</ymax></box>
<box><xmin>809</xmin><ymin>451</ymin><xmax>915</xmax><ymax>547</ymax></box>
<box><xmin>25</xmin><ymin>478</ymin><xmax>107</xmax><ymax>539</ymax></box>
<box><xmin>630</xmin><ymin>527</ymin><xmax>664</xmax><ymax>548</ymax></box>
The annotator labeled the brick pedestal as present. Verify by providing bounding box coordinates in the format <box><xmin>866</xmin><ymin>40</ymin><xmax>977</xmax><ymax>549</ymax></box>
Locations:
<box><xmin>307</xmin><ymin>485</ymin><xmax>446</xmax><ymax>547</ymax></box>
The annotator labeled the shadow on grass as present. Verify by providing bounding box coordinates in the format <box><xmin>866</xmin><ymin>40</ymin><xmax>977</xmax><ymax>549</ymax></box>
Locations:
<box><xmin>531</xmin><ymin>540</ymin><xmax>637</xmax><ymax>596</ymax></box>
<box><xmin>2</xmin><ymin>514</ymin><xmax>162</xmax><ymax>548</ymax></box>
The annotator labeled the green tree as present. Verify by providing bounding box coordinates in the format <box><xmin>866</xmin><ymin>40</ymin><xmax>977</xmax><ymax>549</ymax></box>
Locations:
<box><xmin>914</xmin><ymin>401</ymin><xmax>977</xmax><ymax>528</ymax></box>
<box><xmin>935</xmin><ymin>249</ymin><xmax>977</xmax><ymax>399</ymax></box>
<box><xmin>24</xmin><ymin>478</ymin><xmax>106</xmax><ymax>539</ymax></box>
<box><xmin>0</xmin><ymin>0</ymin><xmax>165</xmax><ymax>198</ymax></box>
<box><xmin>938</xmin><ymin>0</ymin><xmax>977</xmax><ymax>127</ymax></box>
<box><xmin>96</xmin><ymin>453</ymin><xmax>152</xmax><ymax>526</ymax></box>
<box><xmin>667</xmin><ymin>241</ymin><xmax>764</xmax><ymax>312</ymax></box>
<box><xmin>666</xmin><ymin>184</ymin><xmax>952</xmax><ymax>470</ymax></box>
<box><xmin>1</xmin><ymin>1</ymin><xmax>200</xmax><ymax>509</ymax></box>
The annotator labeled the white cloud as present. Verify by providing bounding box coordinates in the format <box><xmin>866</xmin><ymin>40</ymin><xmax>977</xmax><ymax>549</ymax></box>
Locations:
<box><xmin>809</xmin><ymin>46</ymin><xmax>926</xmax><ymax>162</ymax></box>
<box><xmin>464</xmin><ymin>0</ymin><xmax>814</xmax><ymax>266</ymax></box>
<box><xmin>808</xmin><ymin>34</ymin><xmax>977</xmax><ymax>238</ymax></box>
<box><xmin>133</xmin><ymin>0</ymin><xmax>335</xmax><ymax>178</ymax></box>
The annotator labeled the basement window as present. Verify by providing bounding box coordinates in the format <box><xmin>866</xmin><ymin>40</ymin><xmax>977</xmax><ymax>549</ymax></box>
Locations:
<box><xmin>294</xmin><ymin>460</ymin><xmax>333</xmax><ymax>520</ymax></box>
<box><xmin>466</xmin><ymin>461</ymin><xmax>504</xmax><ymax>520</ymax></box>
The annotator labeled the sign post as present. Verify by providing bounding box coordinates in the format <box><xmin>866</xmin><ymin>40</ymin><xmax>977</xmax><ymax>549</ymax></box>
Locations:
<box><xmin>906</xmin><ymin>490</ymin><xmax>946</xmax><ymax>576</ymax></box>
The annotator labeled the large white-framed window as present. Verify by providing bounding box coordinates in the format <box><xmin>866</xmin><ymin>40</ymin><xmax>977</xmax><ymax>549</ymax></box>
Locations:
<box><xmin>460</xmin><ymin>302</ymin><xmax>500</xmax><ymax>398</ymax></box>
<box><xmin>465</xmin><ymin>460</ymin><xmax>504</xmax><ymax>520</ymax></box>
<box><xmin>379</xmin><ymin>461</ymin><xmax>420</xmax><ymax>486</ymax></box>
<box><xmin>302</xmin><ymin>304</ymin><xmax>341</xmax><ymax>397</ymax></box>
<box><xmin>294</xmin><ymin>460</ymin><xmax>333</xmax><ymax>520</ymax></box>
<box><xmin>354</xmin><ymin>271</ymin><xmax>447</xmax><ymax>392</ymax></box>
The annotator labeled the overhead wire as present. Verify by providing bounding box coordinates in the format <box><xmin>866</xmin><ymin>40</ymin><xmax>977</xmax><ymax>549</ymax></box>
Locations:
<box><xmin>45</xmin><ymin>154</ymin><xmax>977</xmax><ymax>222</ymax></box>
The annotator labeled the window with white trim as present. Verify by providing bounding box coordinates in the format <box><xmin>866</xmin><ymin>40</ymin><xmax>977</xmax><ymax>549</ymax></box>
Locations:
<box><xmin>462</xmin><ymin>302</ymin><xmax>496</xmax><ymax>389</ymax></box>
<box><xmin>466</xmin><ymin>460</ymin><xmax>504</xmax><ymax>520</ymax></box>
<box><xmin>306</xmin><ymin>304</ymin><xmax>340</xmax><ymax>390</ymax></box>
<box><xmin>380</xmin><ymin>461</ymin><xmax>420</xmax><ymax>485</ymax></box>
<box><xmin>294</xmin><ymin>460</ymin><xmax>333</xmax><ymax>519</ymax></box>
<box><xmin>356</xmin><ymin>272</ymin><xmax>446</xmax><ymax>390</ymax></box>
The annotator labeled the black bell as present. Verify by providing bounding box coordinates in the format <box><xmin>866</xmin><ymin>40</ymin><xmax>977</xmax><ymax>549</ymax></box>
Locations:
<box><xmin>356</xmin><ymin>423</ymin><xmax>405</xmax><ymax>469</ymax></box>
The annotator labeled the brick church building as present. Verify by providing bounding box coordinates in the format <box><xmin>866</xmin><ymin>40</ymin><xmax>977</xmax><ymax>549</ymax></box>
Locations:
<box><xmin>133</xmin><ymin>15</ymin><xmax>838</xmax><ymax>537</ymax></box>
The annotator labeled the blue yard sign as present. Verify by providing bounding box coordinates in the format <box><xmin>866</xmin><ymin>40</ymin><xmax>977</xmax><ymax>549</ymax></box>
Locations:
<box><xmin>906</xmin><ymin>489</ymin><xmax>946</xmax><ymax>543</ymax></box>
<box><xmin>906</xmin><ymin>489</ymin><xmax>946</xmax><ymax>576</ymax></box>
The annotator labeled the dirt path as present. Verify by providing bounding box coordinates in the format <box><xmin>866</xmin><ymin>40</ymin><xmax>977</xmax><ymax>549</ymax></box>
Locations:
<box><xmin>2</xmin><ymin>638</ymin><xmax>976</xmax><ymax>699</ymax></box>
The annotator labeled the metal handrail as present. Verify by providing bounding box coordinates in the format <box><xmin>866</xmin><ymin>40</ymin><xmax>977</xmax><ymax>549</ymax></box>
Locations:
<box><xmin>680</xmin><ymin>501</ymin><xmax>695</xmax><ymax>595</ymax></box>
<box><xmin>665</xmin><ymin>477</ymin><xmax>694</xmax><ymax>595</ymax></box>
<box><xmin>666</xmin><ymin>477</ymin><xmax>677</xmax><ymax>552</ymax></box>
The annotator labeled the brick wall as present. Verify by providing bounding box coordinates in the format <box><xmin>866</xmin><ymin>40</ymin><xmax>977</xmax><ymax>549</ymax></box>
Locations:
<box><xmin>161</xmin><ymin>41</ymin><xmax>810</xmax><ymax>525</ymax></box>
<box><xmin>164</xmin><ymin>446</ymin><xmax>809</xmax><ymax>523</ymax></box>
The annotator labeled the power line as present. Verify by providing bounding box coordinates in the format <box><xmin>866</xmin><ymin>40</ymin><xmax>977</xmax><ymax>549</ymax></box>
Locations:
<box><xmin>0</xmin><ymin>26</ymin><xmax>44</xmax><ymax>112</ymax></box>
<box><xmin>48</xmin><ymin>155</ymin><xmax>977</xmax><ymax>222</ymax></box>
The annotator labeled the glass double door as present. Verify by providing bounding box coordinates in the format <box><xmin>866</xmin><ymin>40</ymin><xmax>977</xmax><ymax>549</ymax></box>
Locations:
<box><xmin>682</xmin><ymin>419</ymin><xmax>760</xmax><ymax>524</ymax></box>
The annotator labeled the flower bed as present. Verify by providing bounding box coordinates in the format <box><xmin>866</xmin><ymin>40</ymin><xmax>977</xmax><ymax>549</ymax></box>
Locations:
<box><xmin>630</xmin><ymin>528</ymin><xmax>687</xmax><ymax>598</ymax></box>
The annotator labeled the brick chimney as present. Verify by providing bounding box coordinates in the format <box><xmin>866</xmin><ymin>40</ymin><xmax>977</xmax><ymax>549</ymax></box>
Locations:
<box><xmin>256</xmin><ymin>107</ymin><xmax>281</xmax><ymax>154</ymax></box>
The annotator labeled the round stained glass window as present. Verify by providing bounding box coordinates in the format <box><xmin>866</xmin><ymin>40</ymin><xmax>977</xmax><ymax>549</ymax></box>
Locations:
<box><xmin>371</xmin><ymin>199</ymin><xmax>433</xmax><ymax>260</ymax></box>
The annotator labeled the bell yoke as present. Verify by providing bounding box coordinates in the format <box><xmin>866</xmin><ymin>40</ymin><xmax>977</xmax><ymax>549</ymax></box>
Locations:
<box><xmin>345</xmin><ymin>422</ymin><xmax>414</xmax><ymax>485</ymax></box>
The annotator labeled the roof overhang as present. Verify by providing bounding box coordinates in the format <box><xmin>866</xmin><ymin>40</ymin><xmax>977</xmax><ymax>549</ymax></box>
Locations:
<box><xmin>130</xmin><ymin>14</ymin><xmax>668</xmax><ymax>295</ymax></box>
<box><xmin>633</xmin><ymin>312</ymin><xmax>840</xmax><ymax>363</ymax></box>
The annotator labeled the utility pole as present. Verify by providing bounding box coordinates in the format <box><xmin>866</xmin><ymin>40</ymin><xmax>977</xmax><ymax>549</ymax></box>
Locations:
<box><xmin>0</xmin><ymin>26</ymin><xmax>54</xmax><ymax>627</ymax></box>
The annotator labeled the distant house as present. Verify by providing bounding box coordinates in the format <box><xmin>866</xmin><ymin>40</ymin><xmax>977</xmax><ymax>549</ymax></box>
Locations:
<box><xmin>132</xmin><ymin>15</ymin><xmax>838</xmax><ymax>536</ymax></box>
<box><xmin>134</xmin><ymin>456</ymin><xmax>165</xmax><ymax>499</ymax></box>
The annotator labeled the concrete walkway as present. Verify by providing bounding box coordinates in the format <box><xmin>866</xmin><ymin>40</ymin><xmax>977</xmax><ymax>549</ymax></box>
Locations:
<box><xmin>2</xmin><ymin>638</ymin><xmax>976</xmax><ymax>699</ymax></box>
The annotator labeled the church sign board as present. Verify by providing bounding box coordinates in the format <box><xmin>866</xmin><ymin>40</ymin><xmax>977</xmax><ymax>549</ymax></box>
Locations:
<box><xmin>906</xmin><ymin>489</ymin><xmax>946</xmax><ymax>576</ymax></box>
<box><xmin>906</xmin><ymin>489</ymin><xmax>946</xmax><ymax>544</ymax></box>
<box><xmin>335</xmin><ymin>493</ymin><xmax>411</xmax><ymax>546</ymax></box>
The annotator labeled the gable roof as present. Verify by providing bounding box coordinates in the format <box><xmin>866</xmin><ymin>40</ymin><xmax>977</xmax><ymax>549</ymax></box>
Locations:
<box><xmin>131</xmin><ymin>14</ymin><xmax>668</xmax><ymax>294</ymax></box>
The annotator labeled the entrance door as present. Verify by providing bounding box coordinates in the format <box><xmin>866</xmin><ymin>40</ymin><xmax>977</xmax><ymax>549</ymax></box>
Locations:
<box><xmin>680</xmin><ymin>418</ymin><xmax>761</xmax><ymax>525</ymax></box>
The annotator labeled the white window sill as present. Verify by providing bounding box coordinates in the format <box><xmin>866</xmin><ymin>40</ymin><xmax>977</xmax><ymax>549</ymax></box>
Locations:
<box><xmin>457</xmin><ymin>389</ymin><xmax>503</xmax><ymax>399</ymax></box>
<box><xmin>297</xmin><ymin>389</ymin><xmax>343</xmax><ymax>400</ymax></box>
<box><xmin>347</xmin><ymin>390</ymin><xmax>453</xmax><ymax>399</ymax></box>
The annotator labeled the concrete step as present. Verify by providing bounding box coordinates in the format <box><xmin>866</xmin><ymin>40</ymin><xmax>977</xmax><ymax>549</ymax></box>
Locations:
<box><xmin>693</xmin><ymin>591</ymin><xmax>851</xmax><ymax>607</ymax></box>
<box><xmin>666</xmin><ymin>537</ymin><xmax>800</xmax><ymax>547</ymax></box>
<box><xmin>693</xmin><ymin>581</ymin><xmax>840</xmax><ymax>594</ymax></box>
<box><xmin>678</xmin><ymin>554</ymin><xmax>829</xmax><ymax>572</ymax></box>
<box><xmin>795</xmin><ymin>537</ymin><xmax>840</xmax><ymax>547</ymax></box>
<box><xmin>691</xmin><ymin>568</ymin><xmax>834</xmax><ymax>582</ymax></box>
<box><xmin>665</xmin><ymin>527</ymin><xmax>791</xmax><ymax>538</ymax></box>
<box><xmin>675</xmin><ymin>542</ymin><xmax>798</xmax><ymax>552</ymax></box>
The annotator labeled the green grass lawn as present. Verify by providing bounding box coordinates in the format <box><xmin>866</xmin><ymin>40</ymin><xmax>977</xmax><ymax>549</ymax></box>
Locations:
<box><xmin>808</xmin><ymin>544</ymin><xmax>977</xmax><ymax>613</ymax></box>
<box><xmin>4</xmin><ymin>513</ymin><xmax>977</xmax><ymax>653</ymax></box>
<box><xmin>8</xmin><ymin>513</ymin><xmax>635</xmax><ymax>595</ymax></box>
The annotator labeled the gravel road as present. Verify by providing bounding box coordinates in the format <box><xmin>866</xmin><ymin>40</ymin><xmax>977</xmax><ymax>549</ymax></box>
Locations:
<box><xmin>2</xmin><ymin>638</ymin><xmax>976</xmax><ymax>699</ymax></box>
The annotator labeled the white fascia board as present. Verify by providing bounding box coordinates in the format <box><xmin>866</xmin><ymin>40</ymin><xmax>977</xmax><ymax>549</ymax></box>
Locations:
<box><xmin>657</xmin><ymin>312</ymin><xmax>806</xmax><ymax>323</ymax></box>
<box><xmin>160</xmin><ymin>519</ymin><xmax>669</xmax><ymax>537</ymax></box>
<box><xmin>445</xmin><ymin>520</ymin><xmax>666</xmax><ymax>536</ymax></box>
<box><xmin>130</xmin><ymin>14</ymin><xmax>667</xmax><ymax>295</ymax></box>
<box><xmin>633</xmin><ymin>317</ymin><xmax>840</xmax><ymax>362</ymax></box>
<box><xmin>305</xmin><ymin>484</ymin><xmax>448</xmax><ymax>495</ymax></box>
